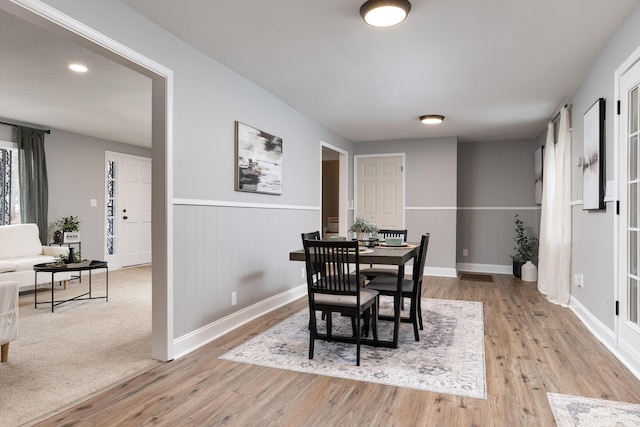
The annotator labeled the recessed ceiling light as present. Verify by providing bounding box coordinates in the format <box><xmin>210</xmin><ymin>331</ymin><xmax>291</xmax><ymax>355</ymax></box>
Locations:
<box><xmin>420</xmin><ymin>115</ymin><xmax>445</xmax><ymax>125</ymax></box>
<box><xmin>68</xmin><ymin>63</ymin><xmax>88</xmax><ymax>73</ymax></box>
<box><xmin>360</xmin><ymin>0</ymin><xmax>411</xmax><ymax>28</ymax></box>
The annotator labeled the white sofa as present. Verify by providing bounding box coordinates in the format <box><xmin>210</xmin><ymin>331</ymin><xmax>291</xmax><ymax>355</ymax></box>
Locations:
<box><xmin>0</xmin><ymin>280</ymin><xmax>18</xmax><ymax>362</ymax></box>
<box><xmin>0</xmin><ymin>224</ymin><xmax>72</xmax><ymax>291</ymax></box>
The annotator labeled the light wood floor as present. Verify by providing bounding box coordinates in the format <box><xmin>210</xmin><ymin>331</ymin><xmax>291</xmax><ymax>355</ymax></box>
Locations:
<box><xmin>35</xmin><ymin>275</ymin><xmax>640</xmax><ymax>426</ymax></box>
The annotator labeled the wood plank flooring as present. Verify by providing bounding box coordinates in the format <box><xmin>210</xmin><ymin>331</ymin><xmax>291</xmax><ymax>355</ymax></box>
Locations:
<box><xmin>35</xmin><ymin>275</ymin><xmax>640</xmax><ymax>426</ymax></box>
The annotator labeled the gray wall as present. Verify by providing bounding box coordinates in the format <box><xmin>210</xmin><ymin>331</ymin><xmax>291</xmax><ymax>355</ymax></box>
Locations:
<box><xmin>34</xmin><ymin>0</ymin><xmax>354</xmax><ymax>338</ymax></box>
<box><xmin>457</xmin><ymin>139</ymin><xmax>541</xmax><ymax>268</ymax></box>
<box><xmin>45</xmin><ymin>130</ymin><xmax>151</xmax><ymax>261</ymax></box>
<box><xmin>566</xmin><ymin>6</ymin><xmax>640</xmax><ymax>330</ymax></box>
<box><xmin>354</xmin><ymin>137</ymin><xmax>458</xmax><ymax>274</ymax></box>
<box><xmin>0</xmin><ymin>121</ymin><xmax>150</xmax><ymax>261</ymax></box>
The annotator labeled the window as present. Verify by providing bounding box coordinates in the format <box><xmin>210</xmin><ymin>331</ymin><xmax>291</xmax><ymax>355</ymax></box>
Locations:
<box><xmin>0</xmin><ymin>144</ymin><xmax>20</xmax><ymax>225</ymax></box>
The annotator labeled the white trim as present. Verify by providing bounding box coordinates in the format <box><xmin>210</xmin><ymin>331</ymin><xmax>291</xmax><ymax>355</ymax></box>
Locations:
<box><xmin>173</xmin><ymin>198</ymin><xmax>319</xmax><ymax>211</ymax></box>
<box><xmin>172</xmin><ymin>284</ymin><xmax>307</xmax><ymax>359</ymax></box>
<box><xmin>570</xmin><ymin>296</ymin><xmax>640</xmax><ymax>381</ymax></box>
<box><xmin>571</xmin><ymin>200</ymin><xmax>583</xmax><ymax>206</ymax></box>
<box><xmin>425</xmin><ymin>266</ymin><xmax>458</xmax><ymax>278</ymax></box>
<box><xmin>456</xmin><ymin>206</ymin><xmax>540</xmax><ymax>211</ymax></box>
<box><xmin>457</xmin><ymin>263</ymin><xmax>512</xmax><ymax>275</ymax></box>
<box><xmin>407</xmin><ymin>206</ymin><xmax>458</xmax><ymax>210</ymax></box>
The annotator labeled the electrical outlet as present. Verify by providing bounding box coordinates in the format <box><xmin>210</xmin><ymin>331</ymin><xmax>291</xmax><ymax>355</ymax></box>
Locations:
<box><xmin>573</xmin><ymin>274</ymin><xmax>584</xmax><ymax>288</ymax></box>
<box><xmin>301</xmin><ymin>268</ymin><xmax>305</xmax><ymax>278</ymax></box>
<box><xmin>232</xmin><ymin>291</ymin><xmax>237</xmax><ymax>306</ymax></box>
<box><xmin>462</xmin><ymin>249</ymin><xmax>468</xmax><ymax>257</ymax></box>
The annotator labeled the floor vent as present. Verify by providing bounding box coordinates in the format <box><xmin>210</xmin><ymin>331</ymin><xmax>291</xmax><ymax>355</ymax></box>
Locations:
<box><xmin>459</xmin><ymin>273</ymin><xmax>494</xmax><ymax>283</ymax></box>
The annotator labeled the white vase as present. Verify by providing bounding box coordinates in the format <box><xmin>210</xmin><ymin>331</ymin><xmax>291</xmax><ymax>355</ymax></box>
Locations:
<box><xmin>521</xmin><ymin>261</ymin><xmax>538</xmax><ymax>282</ymax></box>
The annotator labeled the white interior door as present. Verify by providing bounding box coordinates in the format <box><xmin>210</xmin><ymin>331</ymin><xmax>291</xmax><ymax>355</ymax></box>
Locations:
<box><xmin>355</xmin><ymin>155</ymin><xmax>404</xmax><ymax>229</ymax></box>
<box><xmin>618</xmin><ymin>59</ymin><xmax>640</xmax><ymax>357</ymax></box>
<box><xmin>119</xmin><ymin>155</ymin><xmax>152</xmax><ymax>267</ymax></box>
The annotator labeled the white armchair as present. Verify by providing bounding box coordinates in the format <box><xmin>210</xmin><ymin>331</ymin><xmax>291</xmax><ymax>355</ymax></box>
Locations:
<box><xmin>0</xmin><ymin>281</ymin><xmax>18</xmax><ymax>362</ymax></box>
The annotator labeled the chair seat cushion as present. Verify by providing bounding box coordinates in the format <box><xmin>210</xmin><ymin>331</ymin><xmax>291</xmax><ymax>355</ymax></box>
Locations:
<box><xmin>367</xmin><ymin>276</ymin><xmax>414</xmax><ymax>293</ymax></box>
<box><xmin>360</xmin><ymin>267</ymin><xmax>398</xmax><ymax>278</ymax></box>
<box><xmin>314</xmin><ymin>288</ymin><xmax>378</xmax><ymax>307</ymax></box>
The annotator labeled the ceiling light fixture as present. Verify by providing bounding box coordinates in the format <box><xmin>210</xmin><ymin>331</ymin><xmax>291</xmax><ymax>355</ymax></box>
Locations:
<box><xmin>420</xmin><ymin>115</ymin><xmax>445</xmax><ymax>125</ymax></box>
<box><xmin>68</xmin><ymin>63</ymin><xmax>88</xmax><ymax>73</ymax></box>
<box><xmin>360</xmin><ymin>0</ymin><xmax>411</xmax><ymax>27</ymax></box>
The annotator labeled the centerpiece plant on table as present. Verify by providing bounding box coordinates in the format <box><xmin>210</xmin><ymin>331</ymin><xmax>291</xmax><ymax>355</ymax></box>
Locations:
<box><xmin>349</xmin><ymin>217</ymin><xmax>379</xmax><ymax>244</ymax></box>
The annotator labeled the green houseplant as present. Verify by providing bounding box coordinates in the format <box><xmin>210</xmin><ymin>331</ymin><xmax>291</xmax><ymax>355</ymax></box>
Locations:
<box><xmin>51</xmin><ymin>215</ymin><xmax>81</xmax><ymax>244</ymax></box>
<box><xmin>349</xmin><ymin>217</ymin><xmax>378</xmax><ymax>241</ymax></box>
<box><xmin>511</xmin><ymin>214</ymin><xmax>538</xmax><ymax>278</ymax></box>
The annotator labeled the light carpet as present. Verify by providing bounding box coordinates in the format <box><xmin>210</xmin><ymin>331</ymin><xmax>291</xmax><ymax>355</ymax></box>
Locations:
<box><xmin>0</xmin><ymin>266</ymin><xmax>160</xmax><ymax>427</ymax></box>
<box><xmin>220</xmin><ymin>297</ymin><xmax>486</xmax><ymax>399</ymax></box>
<box><xmin>548</xmin><ymin>393</ymin><xmax>640</xmax><ymax>427</ymax></box>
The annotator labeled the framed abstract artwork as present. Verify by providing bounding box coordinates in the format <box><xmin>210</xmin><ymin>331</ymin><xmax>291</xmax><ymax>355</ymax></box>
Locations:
<box><xmin>534</xmin><ymin>146</ymin><xmax>543</xmax><ymax>205</ymax></box>
<box><xmin>234</xmin><ymin>121</ymin><xmax>283</xmax><ymax>195</ymax></box>
<box><xmin>582</xmin><ymin>98</ymin><xmax>605</xmax><ymax>210</ymax></box>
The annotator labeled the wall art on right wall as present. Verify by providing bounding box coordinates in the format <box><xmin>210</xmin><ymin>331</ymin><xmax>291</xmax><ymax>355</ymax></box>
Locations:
<box><xmin>583</xmin><ymin>98</ymin><xmax>606</xmax><ymax>210</ymax></box>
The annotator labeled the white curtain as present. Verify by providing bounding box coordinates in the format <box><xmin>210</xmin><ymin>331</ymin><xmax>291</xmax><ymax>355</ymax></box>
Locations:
<box><xmin>537</xmin><ymin>106</ymin><xmax>572</xmax><ymax>305</ymax></box>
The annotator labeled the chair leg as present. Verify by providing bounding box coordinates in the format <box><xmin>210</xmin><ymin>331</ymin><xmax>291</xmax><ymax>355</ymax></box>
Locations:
<box><xmin>418</xmin><ymin>287</ymin><xmax>424</xmax><ymax>330</ymax></box>
<box><xmin>355</xmin><ymin>312</ymin><xmax>361</xmax><ymax>366</ymax></box>
<box><xmin>1</xmin><ymin>342</ymin><xmax>9</xmax><ymax>363</ymax></box>
<box><xmin>372</xmin><ymin>299</ymin><xmax>379</xmax><ymax>343</ymax></box>
<box><xmin>410</xmin><ymin>297</ymin><xmax>420</xmax><ymax>342</ymax></box>
<box><xmin>309</xmin><ymin>311</ymin><xmax>316</xmax><ymax>360</ymax></box>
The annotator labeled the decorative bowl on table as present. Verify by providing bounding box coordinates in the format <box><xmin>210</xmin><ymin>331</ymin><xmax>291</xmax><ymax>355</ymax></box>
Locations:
<box><xmin>359</xmin><ymin>238</ymin><xmax>379</xmax><ymax>248</ymax></box>
<box><xmin>385</xmin><ymin>237</ymin><xmax>403</xmax><ymax>246</ymax></box>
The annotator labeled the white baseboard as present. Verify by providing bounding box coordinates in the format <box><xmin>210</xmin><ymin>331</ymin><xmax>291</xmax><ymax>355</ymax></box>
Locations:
<box><xmin>570</xmin><ymin>295</ymin><xmax>640</xmax><ymax>381</ymax></box>
<box><xmin>456</xmin><ymin>263</ymin><xmax>512</xmax><ymax>275</ymax></box>
<box><xmin>172</xmin><ymin>283</ymin><xmax>307</xmax><ymax>359</ymax></box>
<box><xmin>425</xmin><ymin>267</ymin><xmax>458</xmax><ymax>278</ymax></box>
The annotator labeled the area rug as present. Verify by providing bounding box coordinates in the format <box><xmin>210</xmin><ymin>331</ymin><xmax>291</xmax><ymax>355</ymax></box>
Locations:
<box><xmin>548</xmin><ymin>393</ymin><xmax>640</xmax><ymax>426</ymax></box>
<box><xmin>220</xmin><ymin>297</ymin><xmax>486</xmax><ymax>399</ymax></box>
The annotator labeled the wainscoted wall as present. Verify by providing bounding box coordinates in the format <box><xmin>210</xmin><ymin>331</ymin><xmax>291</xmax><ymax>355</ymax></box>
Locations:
<box><xmin>457</xmin><ymin>207</ymin><xmax>540</xmax><ymax>274</ymax></box>
<box><xmin>173</xmin><ymin>200</ymin><xmax>319</xmax><ymax>339</ymax></box>
<box><xmin>406</xmin><ymin>207</ymin><xmax>457</xmax><ymax>277</ymax></box>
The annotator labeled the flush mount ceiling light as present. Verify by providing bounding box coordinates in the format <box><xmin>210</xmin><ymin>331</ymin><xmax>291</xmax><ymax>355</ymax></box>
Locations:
<box><xmin>360</xmin><ymin>0</ymin><xmax>411</xmax><ymax>27</ymax></box>
<box><xmin>420</xmin><ymin>115</ymin><xmax>445</xmax><ymax>124</ymax></box>
<box><xmin>68</xmin><ymin>63</ymin><xmax>88</xmax><ymax>73</ymax></box>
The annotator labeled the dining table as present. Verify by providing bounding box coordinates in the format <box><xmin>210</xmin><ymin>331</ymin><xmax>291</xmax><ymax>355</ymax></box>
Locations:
<box><xmin>289</xmin><ymin>242</ymin><xmax>418</xmax><ymax>349</ymax></box>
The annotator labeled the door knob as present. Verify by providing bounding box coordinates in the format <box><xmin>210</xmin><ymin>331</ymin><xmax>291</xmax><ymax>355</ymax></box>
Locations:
<box><xmin>123</xmin><ymin>216</ymin><xmax>128</xmax><ymax>220</ymax></box>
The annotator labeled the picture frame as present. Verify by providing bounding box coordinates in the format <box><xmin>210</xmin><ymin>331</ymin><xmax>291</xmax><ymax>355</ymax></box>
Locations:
<box><xmin>582</xmin><ymin>98</ymin><xmax>605</xmax><ymax>210</ymax></box>
<box><xmin>534</xmin><ymin>146</ymin><xmax>543</xmax><ymax>205</ymax></box>
<box><xmin>234</xmin><ymin>121</ymin><xmax>283</xmax><ymax>195</ymax></box>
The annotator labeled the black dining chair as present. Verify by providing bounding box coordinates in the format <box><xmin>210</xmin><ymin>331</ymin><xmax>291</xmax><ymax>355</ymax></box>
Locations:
<box><xmin>360</xmin><ymin>229</ymin><xmax>408</xmax><ymax>281</ymax></box>
<box><xmin>303</xmin><ymin>239</ymin><xmax>378</xmax><ymax>366</ymax></box>
<box><xmin>366</xmin><ymin>233</ymin><xmax>429</xmax><ymax>342</ymax></box>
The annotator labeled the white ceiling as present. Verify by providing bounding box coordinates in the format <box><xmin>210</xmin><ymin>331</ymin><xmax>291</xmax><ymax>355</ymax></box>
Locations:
<box><xmin>1</xmin><ymin>1</ymin><xmax>639</xmax><ymax>146</ymax></box>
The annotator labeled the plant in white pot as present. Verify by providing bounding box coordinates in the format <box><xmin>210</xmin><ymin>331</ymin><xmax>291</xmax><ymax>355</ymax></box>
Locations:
<box><xmin>348</xmin><ymin>217</ymin><xmax>378</xmax><ymax>245</ymax></box>
<box><xmin>53</xmin><ymin>215</ymin><xmax>81</xmax><ymax>243</ymax></box>
<box><xmin>511</xmin><ymin>214</ymin><xmax>538</xmax><ymax>278</ymax></box>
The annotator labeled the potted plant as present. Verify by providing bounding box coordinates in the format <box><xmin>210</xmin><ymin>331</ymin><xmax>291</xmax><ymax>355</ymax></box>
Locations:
<box><xmin>349</xmin><ymin>217</ymin><xmax>378</xmax><ymax>245</ymax></box>
<box><xmin>511</xmin><ymin>214</ymin><xmax>538</xmax><ymax>278</ymax></box>
<box><xmin>52</xmin><ymin>215</ymin><xmax>81</xmax><ymax>243</ymax></box>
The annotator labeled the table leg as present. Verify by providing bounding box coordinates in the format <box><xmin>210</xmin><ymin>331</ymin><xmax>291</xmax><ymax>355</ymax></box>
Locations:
<box><xmin>392</xmin><ymin>265</ymin><xmax>405</xmax><ymax>348</ymax></box>
<box><xmin>50</xmin><ymin>271</ymin><xmax>55</xmax><ymax>313</ymax></box>
<box><xmin>34</xmin><ymin>271</ymin><xmax>37</xmax><ymax>308</ymax></box>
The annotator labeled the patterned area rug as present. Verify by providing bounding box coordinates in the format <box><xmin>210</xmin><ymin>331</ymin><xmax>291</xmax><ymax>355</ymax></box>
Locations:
<box><xmin>548</xmin><ymin>393</ymin><xmax>640</xmax><ymax>426</ymax></box>
<box><xmin>220</xmin><ymin>297</ymin><xmax>486</xmax><ymax>399</ymax></box>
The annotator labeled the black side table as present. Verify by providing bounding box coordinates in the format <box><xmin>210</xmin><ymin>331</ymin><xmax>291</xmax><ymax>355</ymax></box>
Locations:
<box><xmin>33</xmin><ymin>261</ymin><xmax>108</xmax><ymax>312</ymax></box>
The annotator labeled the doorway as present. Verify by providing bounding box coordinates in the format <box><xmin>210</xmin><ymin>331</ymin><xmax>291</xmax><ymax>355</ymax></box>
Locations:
<box><xmin>616</xmin><ymin>49</ymin><xmax>640</xmax><ymax>375</ymax></box>
<box><xmin>321</xmin><ymin>142</ymin><xmax>348</xmax><ymax>237</ymax></box>
<box><xmin>354</xmin><ymin>154</ymin><xmax>405</xmax><ymax>229</ymax></box>
<box><xmin>3</xmin><ymin>1</ymin><xmax>173</xmax><ymax>361</ymax></box>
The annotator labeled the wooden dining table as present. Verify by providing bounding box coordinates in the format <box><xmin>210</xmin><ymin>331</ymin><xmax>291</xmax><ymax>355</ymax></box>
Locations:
<box><xmin>289</xmin><ymin>243</ymin><xmax>418</xmax><ymax>349</ymax></box>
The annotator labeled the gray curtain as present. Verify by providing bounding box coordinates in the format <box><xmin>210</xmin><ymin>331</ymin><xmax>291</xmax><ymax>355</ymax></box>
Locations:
<box><xmin>17</xmin><ymin>127</ymin><xmax>48</xmax><ymax>244</ymax></box>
